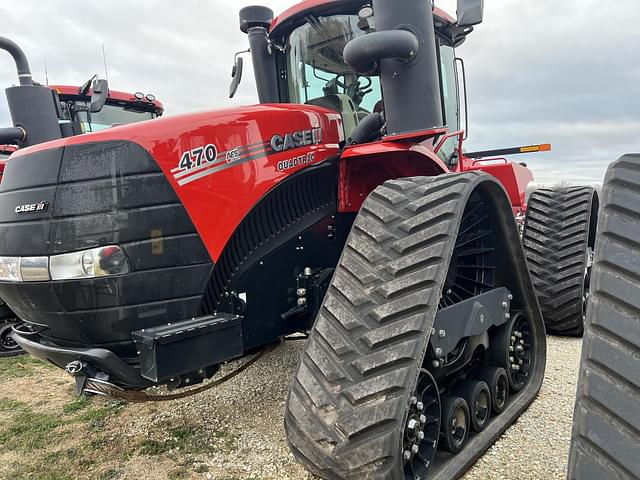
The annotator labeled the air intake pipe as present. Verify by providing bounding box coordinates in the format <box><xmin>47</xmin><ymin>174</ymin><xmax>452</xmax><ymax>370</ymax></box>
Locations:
<box><xmin>239</xmin><ymin>6</ymin><xmax>280</xmax><ymax>104</ymax></box>
<box><xmin>0</xmin><ymin>36</ymin><xmax>62</xmax><ymax>147</ymax></box>
<box><xmin>344</xmin><ymin>0</ymin><xmax>443</xmax><ymax>136</ymax></box>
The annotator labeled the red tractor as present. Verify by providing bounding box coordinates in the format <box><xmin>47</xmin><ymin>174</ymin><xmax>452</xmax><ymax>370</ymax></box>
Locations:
<box><xmin>0</xmin><ymin>1</ymin><xmax>587</xmax><ymax>478</ymax></box>
<box><xmin>0</xmin><ymin>36</ymin><xmax>164</xmax><ymax>356</ymax></box>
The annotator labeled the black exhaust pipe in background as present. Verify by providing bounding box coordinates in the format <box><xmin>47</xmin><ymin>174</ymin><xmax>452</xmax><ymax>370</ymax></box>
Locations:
<box><xmin>0</xmin><ymin>36</ymin><xmax>62</xmax><ymax>147</ymax></box>
<box><xmin>344</xmin><ymin>0</ymin><xmax>444</xmax><ymax>136</ymax></box>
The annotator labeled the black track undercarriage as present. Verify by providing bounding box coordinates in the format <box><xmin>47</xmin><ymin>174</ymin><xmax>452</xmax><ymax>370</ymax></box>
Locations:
<box><xmin>284</xmin><ymin>172</ymin><xmax>546</xmax><ymax>480</ymax></box>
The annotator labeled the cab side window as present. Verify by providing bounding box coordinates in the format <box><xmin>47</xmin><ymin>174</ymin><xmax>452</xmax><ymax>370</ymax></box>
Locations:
<box><xmin>437</xmin><ymin>42</ymin><xmax>460</xmax><ymax>164</ymax></box>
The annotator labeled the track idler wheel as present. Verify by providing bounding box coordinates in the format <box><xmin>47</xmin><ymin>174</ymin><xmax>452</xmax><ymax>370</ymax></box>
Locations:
<box><xmin>0</xmin><ymin>322</ymin><xmax>22</xmax><ymax>357</ymax></box>
<box><xmin>403</xmin><ymin>369</ymin><xmax>441</xmax><ymax>479</ymax></box>
<box><xmin>440</xmin><ymin>396</ymin><xmax>470</xmax><ymax>454</ymax></box>
<box><xmin>451</xmin><ymin>380</ymin><xmax>491</xmax><ymax>432</ymax></box>
<box><xmin>475</xmin><ymin>366</ymin><xmax>509</xmax><ymax>415</ymax></box>
<box><xmin>489</xmin><ymin>312</ymin><xmax>534</xmax><ymax>392</ymax></box>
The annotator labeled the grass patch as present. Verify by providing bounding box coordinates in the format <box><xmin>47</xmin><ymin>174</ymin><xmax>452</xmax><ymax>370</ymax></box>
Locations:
<box><xmin>0</xmin><ymin>409</ymin><xmax>64</xmax><ymax>451</ymax></box>
<box><xmin>5</xmin><ymin>448</ymin><xmax>94</xmax><ymax>480</ymax></box>
<box><xmin>0</xmin><ymin>397</ymin><xmax>28</xmax><ymax>412</ymax></box>
<box><xmin>0</xmin><ymin>354</ymin><xmax>53</xmax><ymax>378</ymax></box>
<box><xmin>78</xmin><ymin>400</ymin><xmax>125</xmax><ymax>428</ymax></box>
<box><xmin>138</xmin><ymin>424</ymin><xmax>235</xmax><ymax>457</ymax></box>
<box><xmin>63</xmin><ymin>396</ymin><xmax>91</xmax><ymax>414</ymax></box>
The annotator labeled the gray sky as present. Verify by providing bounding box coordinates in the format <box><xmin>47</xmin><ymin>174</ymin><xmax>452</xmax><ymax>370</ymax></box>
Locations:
<box><xmin>1</xmin><ymin>0</ymin><xmax>638</xmax><ymax>184</ymax></box>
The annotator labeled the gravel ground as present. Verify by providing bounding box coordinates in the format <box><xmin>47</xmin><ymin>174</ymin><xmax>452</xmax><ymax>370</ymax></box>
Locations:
<box><xmin>142</xmin><ymin>335</ymin><xmax>582</xmax><ymax>479</ymax></box>
<box><xmin>0</xmin><ymin>335</ymin><xmax>581</xmax><ymax>479</ymax></box>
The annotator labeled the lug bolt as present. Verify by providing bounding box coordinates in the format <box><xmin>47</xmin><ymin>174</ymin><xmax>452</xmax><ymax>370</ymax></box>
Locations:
<box><xmin>419</xmin><ymin>414</ymin><xmax>427</xmax><ymax>423</ymax></box>
<box><xmin>508</xmin><ymin>294</ymin><xmax>514</xmax><ymax>300</ymax></box>
<box><xmin>417</xmin><ymin>431</ymin><xmax>425</xmax><ymax>441</ymax></box>
<box><xmin>435</xmin><ymin>347</ymin><xmax>443</xmax><ymax>357</ymax></box>
<box><xmin>297</xmin><ymin>298</ymin><xmax>307</xmax><ymax>306</ymax></box>
<box><xmin>304</xmin><ymin>267</ymin><xmax>312</xmax><ymax>276</ymax></box>
<box><xmin>407</xmin><ymin>419</ymin><xmax>419</xmax><ymax>431</ymax></box>
<box><xmin>432</xmin><ymin>360</ymin><xmax>440</xmax><ymax>368</ymax></box>
<box><xmin>505</xmin><ymin>313</ymin><xmax>511</xmax><ymax>320</ymax></box>
<box><xmin>509</xmin><ymin>346</ymin><xmax>514</xmax><ymax>352</ymax></box>
<box><xmin>297</xmin><ymin>288</ymin><xmax>306</xmax><ymax>297</ymax></box>
<box><xmin>411</xmin><ymin>444</ymin><xmax>419</xmax><ymax>454</ymax></box>
<box><xmin>514</xmin><ymin>331</ymin><xmax>522</xmax><ymax>338</ymax></box>
<box><xmin>502</xmin><ymin>301</ymin><xmax>508</xmax><ymax>309</ymax></box>
<box><xmin>480</xmin><ymin>314</ymin><xmax>485</xmax><ymax>323</ymax></box>
<box><xmin>410</xmin><ymin>396</ymin><xmax>418</xmax><ymax>405</ymax></box>
<box><xmin>416</xmin><ymin>401</ymin><xmax>424</xmax><ymax>410</ymax></box>
<box><xmin>404</xmin><ymin>450</ymin><xmax>412</xmax><ymax>460</ymax></box>
<box><xmin>438</xmin><ymin>329</ymin><xmax>446</xmax><ymax>338</ymax></box>
<box><xmin>512</xmin><ymin>364</ymin><xmax>520</xmax><ymax>371</ymax></box>
<box><xmin>509</xmin><ymin>356</ymin><xmax>514</xmax><ymax>363</ymax></box>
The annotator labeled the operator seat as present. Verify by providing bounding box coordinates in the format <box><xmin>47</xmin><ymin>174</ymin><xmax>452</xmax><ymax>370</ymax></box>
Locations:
<box><xmin>306</xmin><ymin>94</ymin><xmax>359</xmax><ymax>141</ymax></box>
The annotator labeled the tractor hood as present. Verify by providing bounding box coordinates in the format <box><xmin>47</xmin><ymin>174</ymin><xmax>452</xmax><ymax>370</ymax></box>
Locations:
<box><xmin>0</xmin><ymin>104</ymin><xmax>342</xmax><ymax>353</ymax></box>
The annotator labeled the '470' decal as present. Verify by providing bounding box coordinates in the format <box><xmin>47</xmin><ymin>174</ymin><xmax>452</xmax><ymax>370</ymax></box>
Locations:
<box><xmin>178</xmin><ymin>144</ymin><xmax>217</xmax><ymax>171</ymax></box>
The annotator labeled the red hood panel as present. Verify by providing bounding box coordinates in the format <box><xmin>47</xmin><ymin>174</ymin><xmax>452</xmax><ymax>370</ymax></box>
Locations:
<box><xmin>12</xmin><ymin>104</ymin><xmax>343</xmax><ymax>261</ymax></box>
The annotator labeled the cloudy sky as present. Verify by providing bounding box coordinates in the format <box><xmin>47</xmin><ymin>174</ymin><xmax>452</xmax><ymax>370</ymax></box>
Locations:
<box><xmin>1</xmin><ymin>0</ymin><xmax>638</xmax><ymax>183</ymax></box>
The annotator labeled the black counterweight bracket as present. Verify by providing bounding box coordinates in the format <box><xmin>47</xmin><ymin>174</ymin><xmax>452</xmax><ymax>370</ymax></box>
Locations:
<box><xmin>430</xmin><ymin>287</ymin><xmax>513</xmax><ymax>358</ymax></box>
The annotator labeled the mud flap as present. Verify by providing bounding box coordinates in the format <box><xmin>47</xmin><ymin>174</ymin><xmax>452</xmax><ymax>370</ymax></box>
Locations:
<box><xmin>568</xmin><ymin>155</ymin><xmax>640</xmax><ymax>479</ymax></box>
<box><xmin>284</xmin><ymin>173</ymin><xmax>546</xmax><ymax>480</ymax></box>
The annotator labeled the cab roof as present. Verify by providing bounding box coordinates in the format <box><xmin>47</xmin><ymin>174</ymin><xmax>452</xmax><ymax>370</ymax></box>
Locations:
<box><xmin>50</xmin><ymin>85</ymin><xmax>164</xmax><ymax>115</ymax></box>
<box><xmin>270</xmin><ymin>0</ymin><xmax>456</xmax><ymax>34</ymax></box>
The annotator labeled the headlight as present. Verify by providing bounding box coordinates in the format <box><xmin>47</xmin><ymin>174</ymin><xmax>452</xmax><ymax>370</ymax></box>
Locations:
<box><xmin>0</xmin><ymin>245</ymin><xmax>129</xmax><ymax>282</ymax></box>
<box><xmin>50</xmin><ymin>246</ymin><xmax>129</xmax><ymax>280</ymax></box>
<box><xmin>0</xmin><ymin>257</ymin><xmax>22</xmax><ymax>281</ymax></box>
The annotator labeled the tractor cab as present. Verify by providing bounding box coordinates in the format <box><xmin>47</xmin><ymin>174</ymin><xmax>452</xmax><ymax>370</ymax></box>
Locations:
<box><xmin>232</xmin><ymin>1</ymin><xmax>475</xmax><ymax>164</ymax></box>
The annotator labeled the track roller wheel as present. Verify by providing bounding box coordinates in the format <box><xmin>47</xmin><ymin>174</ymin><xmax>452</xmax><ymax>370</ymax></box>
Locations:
<box><xmin>451</xmin><ymin>380</ymin><xmax>491</xmax><ymax>432</ymax></box>
<box><xmin>522</xmin><ymin>186</ymin><xmax>599</xmax><ymax>336</ymax></box>
<box><xmin>475</xmin><ymin>367</ymin><xmax>509</xmax><ymax>415</ymax></box>
<box><xmin>489</xmin><ymin>312</ymin><xmax>533</xmax><ymax>392</ymax></box>
<box><xmin>403</xmin><ymin>369</ymin><xmax>441</xmax><ymax>479</ymax></box>
<box><xmin>0</xmin><ymin>322</ymin><xmax>22</xmax><ymax>357</ymax></box>
<box><xmin>440</xmin><ymin>396</ymin><xmax>470</xmax><ymax>454</ymax></box>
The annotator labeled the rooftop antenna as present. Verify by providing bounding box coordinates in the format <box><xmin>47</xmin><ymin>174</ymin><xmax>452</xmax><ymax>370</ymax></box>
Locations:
<box><xmin>101</xmin><ymin>44</ymin><xmax>109</xmax><ymax>82</ymax></box>
<box><xmin>44</xmin><ymin>56</ymin><xmax>49</xmax><ymax>85</ymax></box>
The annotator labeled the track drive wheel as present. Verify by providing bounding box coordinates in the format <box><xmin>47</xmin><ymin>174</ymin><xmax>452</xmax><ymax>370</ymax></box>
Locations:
<box><xmin>522</xmin><ymin>186</ymin><xmax>599</xmax><ymax>336</ymax></box>
<box><xmin>284</xmin><ymin>173</ymin><xmax>545</xmax><ymax>480</ymax></box>
<box><xmin>0</xmin><ymin>322</ymin><xmax>22</xmax><ymax>357</ymax></box>
<box><xmin>440</xmin><ymin>397</ymin><xmax>470</xmax><ymax>454</ymax></box>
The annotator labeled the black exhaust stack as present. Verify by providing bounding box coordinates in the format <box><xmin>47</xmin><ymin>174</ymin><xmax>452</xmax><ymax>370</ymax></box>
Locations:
<box><xmin>0</xmin><ymin>36</ymin><xmax>62</xmax><ymax>147</ymax></box>
<box><xmin>344</xmin><ymin>0</ymin><xmax>443</xmax><ymax>136</ymax></box>
<box><xmin>239</xmin><ymin>6</ymin><xmax>280</xmax><ymax>104</ymax></box>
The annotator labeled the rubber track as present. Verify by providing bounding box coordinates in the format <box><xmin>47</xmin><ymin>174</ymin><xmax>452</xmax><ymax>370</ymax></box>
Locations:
<box><xmin>568</xmin><ymin>154</ymin><xmax>640</xmax><ymax>480</ymax></box>
<box><xmin>522</xmin><ymin>186</ymin><xmax>597</xmax><ymax>335</ymax></box>
<box><xmin>284</xmin><ymin>173</ymin><xmax>488</xmax><ymax>480</ymax></box>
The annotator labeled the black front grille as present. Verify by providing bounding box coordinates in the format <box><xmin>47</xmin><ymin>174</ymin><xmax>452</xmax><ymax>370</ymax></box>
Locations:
<box><xmin>0</xmin><ymin>140</ymin><xmax>212</xmax><ymax>350</ymax></box>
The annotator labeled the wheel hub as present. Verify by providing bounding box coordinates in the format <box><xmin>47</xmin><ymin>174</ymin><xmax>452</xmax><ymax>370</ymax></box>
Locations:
<box><xmin>403</xmin><ymin>369</ymin><xmax>441</xmax><ymax>480</ymax></box>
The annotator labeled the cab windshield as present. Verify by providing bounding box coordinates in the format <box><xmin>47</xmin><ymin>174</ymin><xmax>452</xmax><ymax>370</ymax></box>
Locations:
<box><xmin>72</xmin><ymin>102</ymin><xmax>157</xmax><ymax>132</ymax></box>
<box><xmin>286</xmin><ymin>14</ymin><xmax>382</xmax><ymax>138</ymax></box>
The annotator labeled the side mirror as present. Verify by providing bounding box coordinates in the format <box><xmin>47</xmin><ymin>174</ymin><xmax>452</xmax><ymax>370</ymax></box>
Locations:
<box><xmin>89</xmin><ymin>78</ymin><xmax>109</xmax><ymax>113</ymax></box>
<box><xmin>457</xmin><ymin>0</ymin><xmax>484</xmax><ymax>27</ymax></box>
<box><xmin>229</xmin><ymin>55</ymin><xmax>244</xmax><ymax>99</ymax></box>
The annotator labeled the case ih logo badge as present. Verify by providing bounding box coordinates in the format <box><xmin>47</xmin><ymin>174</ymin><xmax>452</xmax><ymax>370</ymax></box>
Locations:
<box><xmin>270</xmin><ymin>128</ymin><xmax>322</xmax><ymax>153</ymax></box>
<box><xmin>15</xmin><ymin>201</ymin><xmax>48</xmax><ymax>214</ymax></box>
